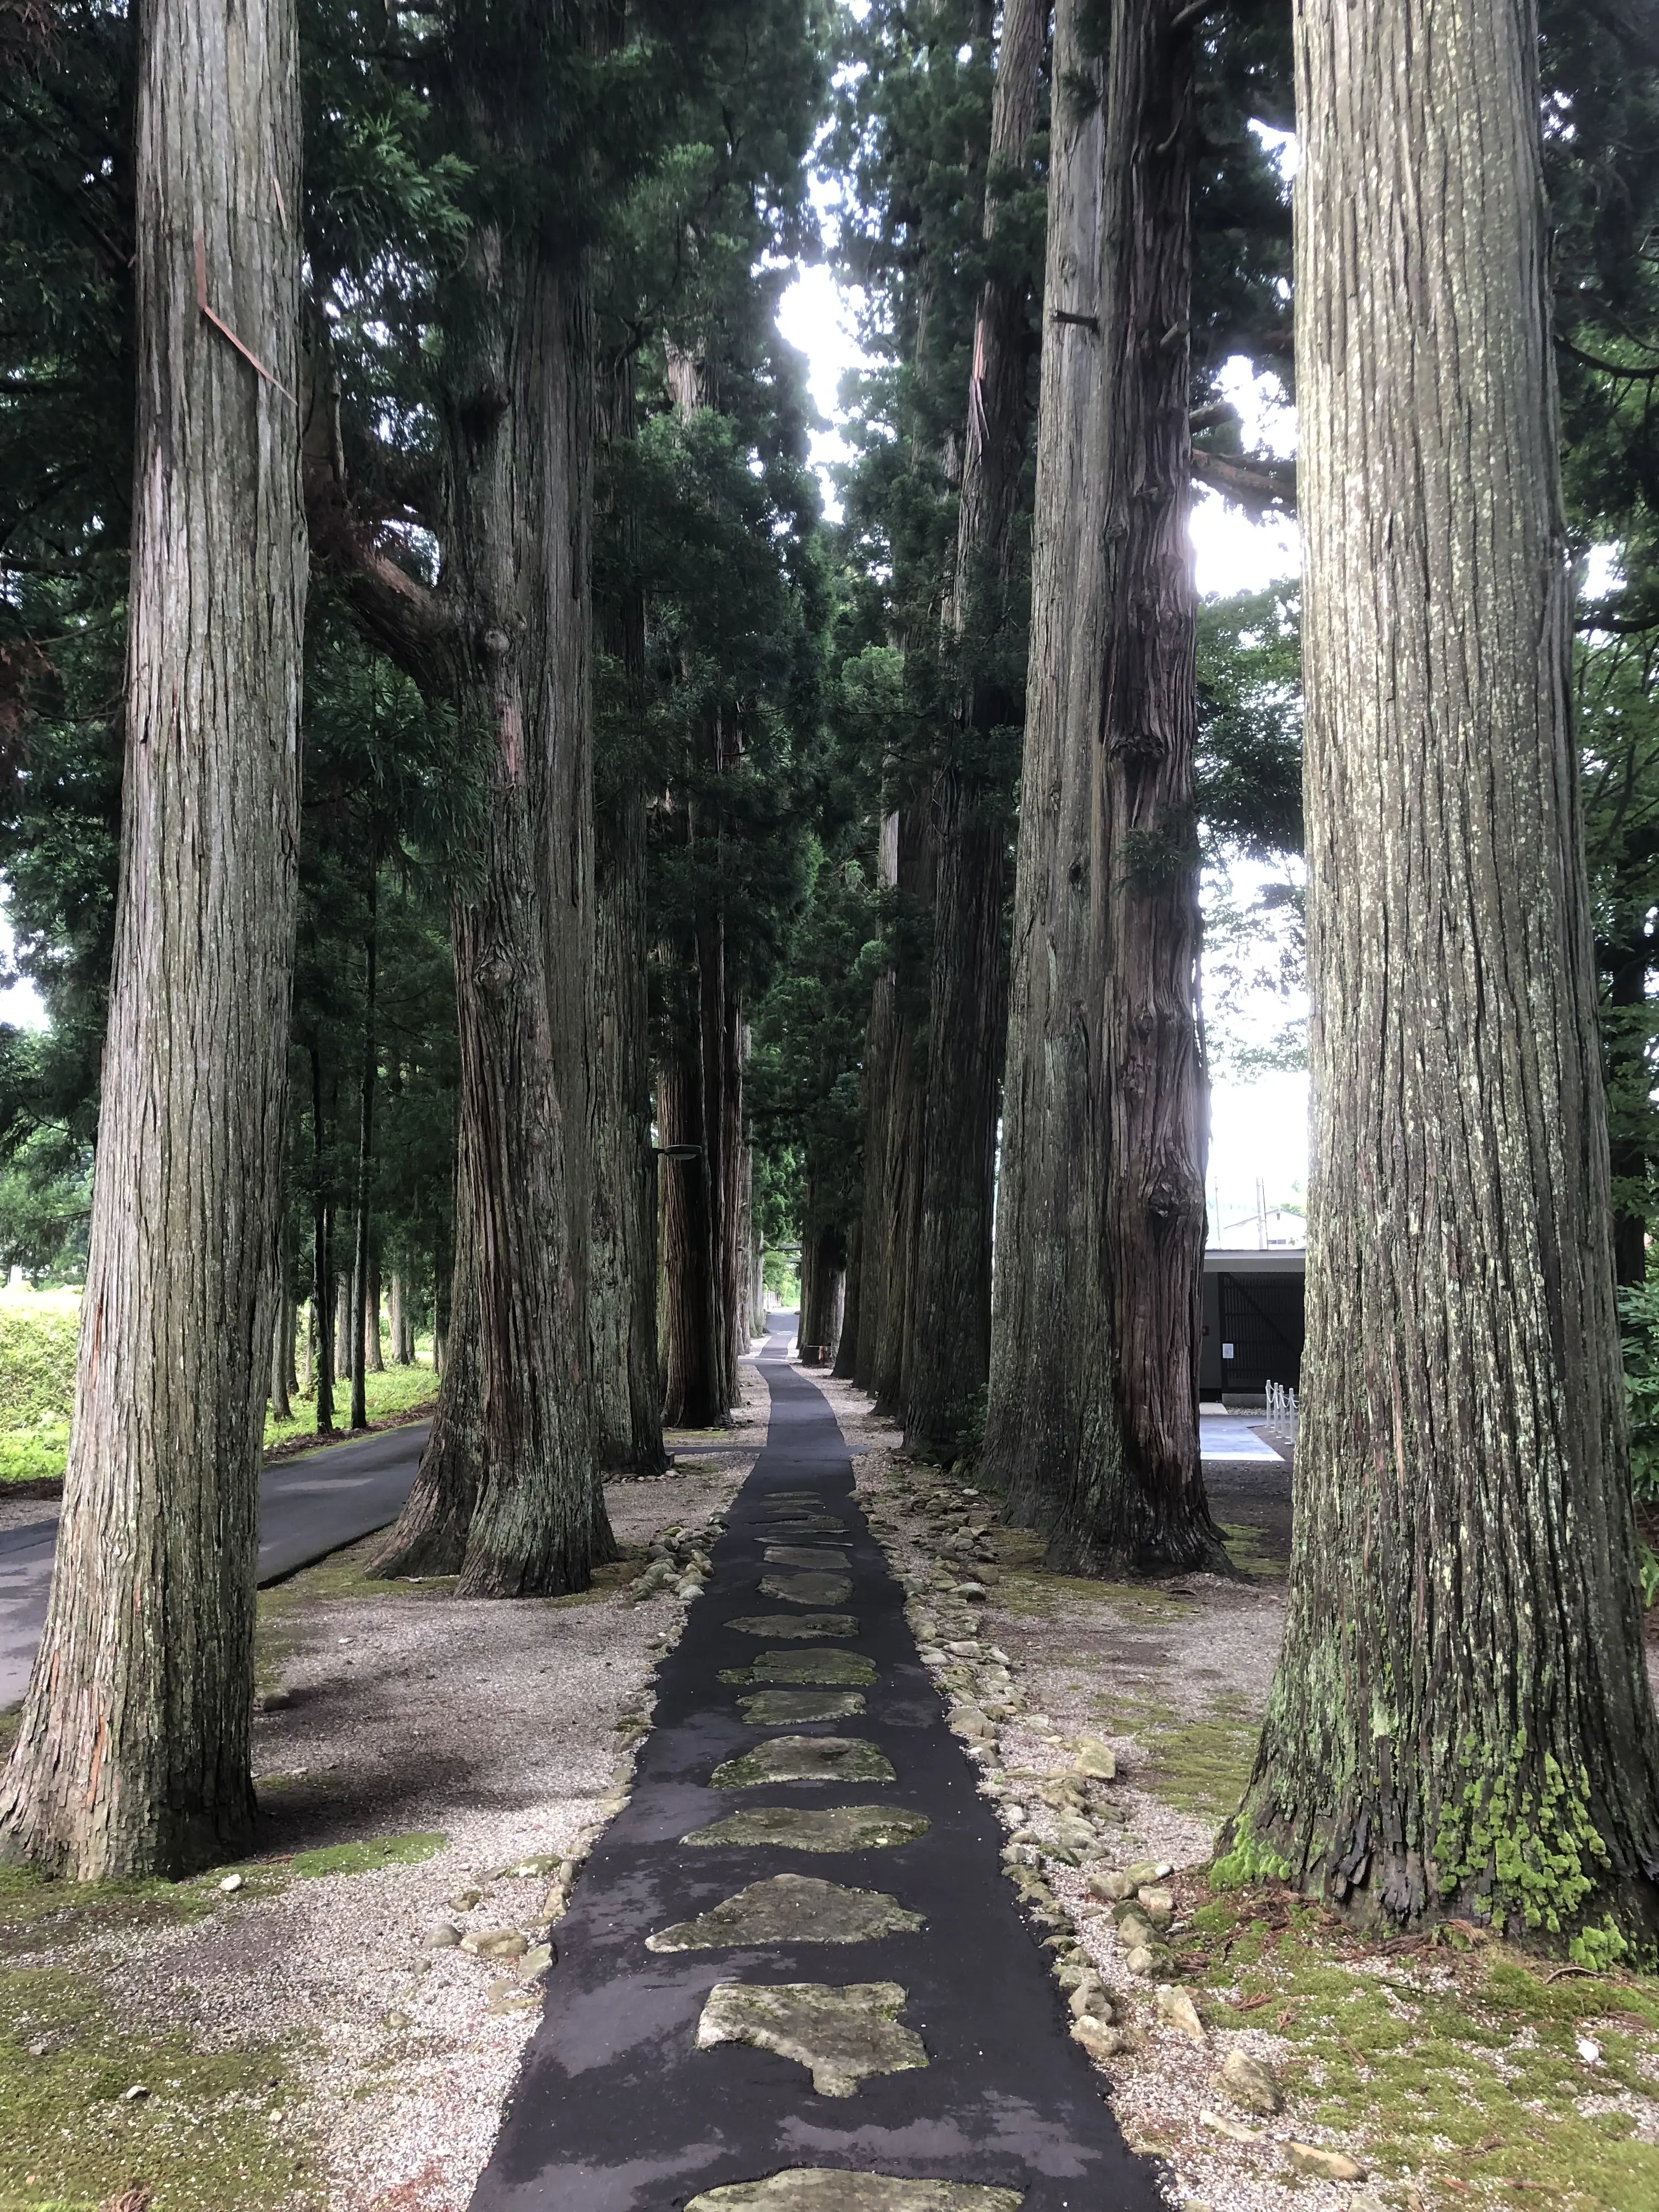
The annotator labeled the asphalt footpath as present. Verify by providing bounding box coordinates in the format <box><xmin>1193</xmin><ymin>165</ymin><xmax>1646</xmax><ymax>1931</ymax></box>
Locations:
<box><xmin>0</xmin><ymin>1419</ymin><xmax>431</xmax><ymax>1708</ymax></box>
<box><xmin>469</xmin><ymin>1317</ymin><xmax>1163</xmax><ymax>2212</ymax></box>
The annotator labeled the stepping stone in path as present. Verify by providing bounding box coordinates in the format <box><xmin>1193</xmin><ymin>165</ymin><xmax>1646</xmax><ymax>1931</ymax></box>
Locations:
<box><xmin>759</xmin><ymin>1515</ymin><xmax>848</xmax><ymax>1533</ymax></box>
<box><xmin>683</xmin><ymin>1803</ymin><xmax>930</xmax><ymax>1852</ymax></box>
<box><xmin>738</xmin><ymin>1688</ymin><xmax>866</xmax><ymax>1725</ymax></box>
<box><xmin>721</xmin><ymin>1647</ymin><xmax>877</xmax><ymax>1687</ymax></box>
<box><xmin>712</xmin><ymin>1735</ymin><xmax>895</xmax><ymax>1787</ymax></box>
<box><xmin>760</xmin><ymin>1570</ymin><xmax>854</xmax><ymax>1606</ymax></box>
<box><xmin>726</xmin><ymin>1612</ymin><xmax>859</xmax><ymax>1640</ymax></box>
<box><xmin>646</xmin><ymin>1872</ymin><xmax>923</xmax><ymax>1951</ymax></box>
<box><xmin>687</xmin><ymin>2176</ymin><xmax>1024</xmax><ymax>2212</ymax></box>
<box><xmin>696</xmin><ymin>1980</ymin><xmax>927</xmax><ymax>2097</ymax></box>
<box><xmin>763</xmin><ymin>1545</ymin><xmax>852</xmax><ymax>1568</ymax></box>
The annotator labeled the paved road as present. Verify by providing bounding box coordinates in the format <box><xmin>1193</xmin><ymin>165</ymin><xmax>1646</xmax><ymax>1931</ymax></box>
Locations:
<box><xmin>0</xmin><ymin>1420</ymin><xmax>430</xmax><ymax>1709</ymax></box>
<box><xmin>471</xmin><ymin>1313</ymin><xmax>1161</xmax><ymax>2212</ymax></box>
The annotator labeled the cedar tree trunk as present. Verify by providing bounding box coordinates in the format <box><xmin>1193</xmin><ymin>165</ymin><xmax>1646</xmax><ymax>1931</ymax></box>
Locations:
<box><xmin>905</xmin><ymin>0</ymin><xmax>1043</xmax><ymax>1462</ymax></box>
<box><xmin>1227</xmin><ymin>0</ymin><xmax>1659</xmax><ymax>1943</ymax></box>
<box><xmin>1045</xmin><ymin>0</ymin><xmax>1226</xmax><ymax>1573</ymax></box>
<box><xmin>983</xmin><ymin>0</ymin><xmax>1120</xmax><ymax>1531</ymax></box>
<box><xmin>0</xmin><ymin>0</ymin><xmax>304</xmax><ymax>1877</ymax></box>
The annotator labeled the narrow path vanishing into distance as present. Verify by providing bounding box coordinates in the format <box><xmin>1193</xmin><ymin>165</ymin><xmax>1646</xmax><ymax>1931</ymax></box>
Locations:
<box><xmin>471</xmin><ymin>1315</ymin><xmax>1164</xmax><ymax>2212</ymax></box>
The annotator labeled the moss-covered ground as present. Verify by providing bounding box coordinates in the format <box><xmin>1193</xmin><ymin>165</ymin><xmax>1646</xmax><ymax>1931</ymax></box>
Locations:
<box><xmin>0</xmin><ymin>1867</ymin><xmax>315</xmax><ymax>2212</ymax></box>
<box><xmin>1170</xmin><ymin>1884</ymin><xmax>1659</xmax><ymax>2208</ymax></box>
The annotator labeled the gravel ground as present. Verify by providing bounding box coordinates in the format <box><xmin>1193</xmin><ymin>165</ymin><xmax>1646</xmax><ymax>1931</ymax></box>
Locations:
<box><xmin>27</xmin><ymin>1363</ymin><xmax>769</xmax><ymax>2212</ymax></box>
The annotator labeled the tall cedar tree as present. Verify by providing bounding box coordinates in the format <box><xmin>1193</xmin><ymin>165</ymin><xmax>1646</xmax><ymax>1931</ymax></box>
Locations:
<box><xmin>903</xmin><ymin>0</ymin><xmax>1045</xmax><ymax>1461</ymax></box>
<box><xmin>0</xmin><ymin>0</ymin><xmax>306</xmax><ymax>1875</ymax></box>
<box><xmin>1227</xmin><ymin>0</ymin><xmax>1659</xmax><ymax>1943</ymax></box>
<box><xmin>984</xmin><ymin>0</ymin><xmax>1241</xmax><ymax>1572</ymax></box>
<box><xmin>345</xmin><ymin>1</ymin><xmax>614</xmax><ymax>1593</ymax></box>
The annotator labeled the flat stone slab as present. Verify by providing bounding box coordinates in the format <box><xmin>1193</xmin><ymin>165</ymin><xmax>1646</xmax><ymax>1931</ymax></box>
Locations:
<box><xmin>760</xmin><ymin>1571</ymin><xmax>854</xmax><ymax>1607</ymax></box>
<box><xmin>713</xmin><ymin>1735</ymin><xmax>896</xmax><ymax>1788</ymax></box>
<box><xmin>721</xmin><ymin>1649</ymin><xmax>877</xmax><ymax>1688</ymax></box>
<box><xmin>740</xmin><ymin>1688</ymin><xmax>866</xmax><ymax>1725</ymax></box>
<box><xmin>758</xmin><ymin>1516</ymin><xmax>848</xmax><ymax>1534</ymax></box>
<box><xmin>682</xmin><ymin>1804</ymin><xmax>930</xmax><ymax>1853</ymax></box>
<box><xmin>696</xmin><ymin>1981</ymin><xmax>927</xmax><ymax>2097</ymax></box>
<box><xmin>763</xmin><ymin>1545</ymin><xmax>852</xmax><ymax>1568</ymax></box>
<box><xmin>647</xmin><ymin>1873</ymin><xmax>923</xmax><ymax>1952</ymax></box>
<box><xmin>687</xmin><ymin>2174</ymin><xmax>1023</xmax><ymax>2211</ymax></box>
<box><xmin>727</xmin><ymin>1613</ymin><xmax>860</xmax><ymax>1641</ymax></box>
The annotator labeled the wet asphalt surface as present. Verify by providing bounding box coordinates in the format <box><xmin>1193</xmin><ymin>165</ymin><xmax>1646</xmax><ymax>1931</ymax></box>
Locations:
<box><xmin>0</xmin><ymin>1420</ymin><xmax>430</xmax><ymax>1708</ymax></box>
<box><xmin>470</xmin><ymin>1317</ymin><xmax>1164</xmax><ymax>2212</ymax></box>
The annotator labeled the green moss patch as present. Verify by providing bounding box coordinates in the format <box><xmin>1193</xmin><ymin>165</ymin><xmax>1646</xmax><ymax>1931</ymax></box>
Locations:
<box><xmin>0</xmin><ymin>1962</ymin><xmax>312</xmax><ymax>2211</ymax></box>
<box><xmin>1138</xmin><ymin>1702</ymin><xmax>1261</xmax><ymax>1822</ymax></box>
<box><xmin>1216</xmin><ymin>1521</ymin><xmax>1285</xmax><ymax>1580</ymax></box>
<box><xmin>1176</xmin><ymin>1888</ymin><xmax>1659</xmax><ymax>2207</ymax></box>
<box><xmin>289</xmin><ymin>1831</ymin><xmax>445</xmax><ymax>1880</ymax></box>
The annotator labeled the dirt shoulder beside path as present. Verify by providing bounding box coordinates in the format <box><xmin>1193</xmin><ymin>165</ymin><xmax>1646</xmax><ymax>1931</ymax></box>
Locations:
<box><xmin>808</xmin><ymin>1363</ymin><xmax>1659</xmax><ymax>2212</ymax></box>
<box><xmin>0</xmin><ymin>1365</ymin><xmax>768</xmax><ymax>2212</ymax></box>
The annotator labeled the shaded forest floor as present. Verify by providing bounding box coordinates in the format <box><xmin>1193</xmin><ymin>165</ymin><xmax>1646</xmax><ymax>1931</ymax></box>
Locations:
<box><xmin>0</xmin><ymin>1373</ymin><xmax>768</xmax><ymax>2212</ymax></box>
<box><xmin>810</xmin><ymin>1365</ymin><xmax>1659</xmax><ymax>2212</ymax></box>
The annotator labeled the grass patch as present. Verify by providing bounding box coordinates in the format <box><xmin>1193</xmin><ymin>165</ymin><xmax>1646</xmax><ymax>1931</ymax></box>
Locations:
<box><xmin>1178</xmin><ymin>1890</ymin><xmax>1659</xmax><ymax>2208</ymax></box>
<box><xmin>0</xmin><ymin>1282</ymin><xmax>437</xmax><ymax>1487</ymax></box>
<box><xmin>263</xmin><ymin>1363</ymin><xmax>438</xmax><ymax>1455</ymax></box>
<box><xmin>0</xmin><ymin>1963</ymin><xmax>312</xmax><ymax>2212</ymax></box>
<box><xmin>289</xmin><ymin>1832</ymin><xmax>445</xmax><ymax>1880</ymax></box>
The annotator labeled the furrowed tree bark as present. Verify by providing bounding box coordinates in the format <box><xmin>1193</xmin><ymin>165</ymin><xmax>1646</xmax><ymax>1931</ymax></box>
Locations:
<box><xmin>0</xmin><ymin>0</ymin><xmax>305</xmax><ymax>1877</ymax></box>
<box><xmin>1043</xmin><ymin>0</ymin><xmax>1227</xmax><ymax>1574</ymax></box>
<box><xmin>448</xmin><ymin>222</ymin><xmax>612</xmax><ymax>1598</ymax></box>
<box><xmin>1227</xmin><ymin>0</ymin><xmax>1659</xmax><ymax>1944</ymax></box>
<box><xmin>983</xmin><ymin>0</ymin><xmax>1123</xmax><ymax>1533</ymax></box>
<box><xmin>905</xmin><ymin>0</ymin><xmax>1044</xmax><ymax>1463</ymax></box>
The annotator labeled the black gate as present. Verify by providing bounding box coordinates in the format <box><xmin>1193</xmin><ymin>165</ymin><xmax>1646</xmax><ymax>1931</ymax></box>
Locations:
<box><xmin>1217</xmin><ymin>1271</ymin><xmax>1305</xmax><ymax>1390</ymax></box>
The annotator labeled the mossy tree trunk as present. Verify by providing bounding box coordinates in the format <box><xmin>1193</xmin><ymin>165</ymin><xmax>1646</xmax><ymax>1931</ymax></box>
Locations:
<box><xmin>1227</xmin><ymin>0</ymin><xmax>1659</xmax><ymax>1946</ymax></box>
<box><xmin>0</xmin><ymin>0</ymin><xmax>306</xmax><ymax>1878</ymax></box>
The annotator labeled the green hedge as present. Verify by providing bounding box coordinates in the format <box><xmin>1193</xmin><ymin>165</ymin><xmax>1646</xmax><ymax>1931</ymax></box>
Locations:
<box><xmin>0</xmin><ymin>1296</ymin><xmax>79</xmax><ymax>1424</ymax></box>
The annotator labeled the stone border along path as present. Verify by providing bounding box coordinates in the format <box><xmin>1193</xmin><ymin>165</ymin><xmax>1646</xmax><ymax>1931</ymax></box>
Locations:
<box><xmin>469</xmin><ymin>1318</ymin><xmax>1166</xmax><ymax>2212</ymax></box>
